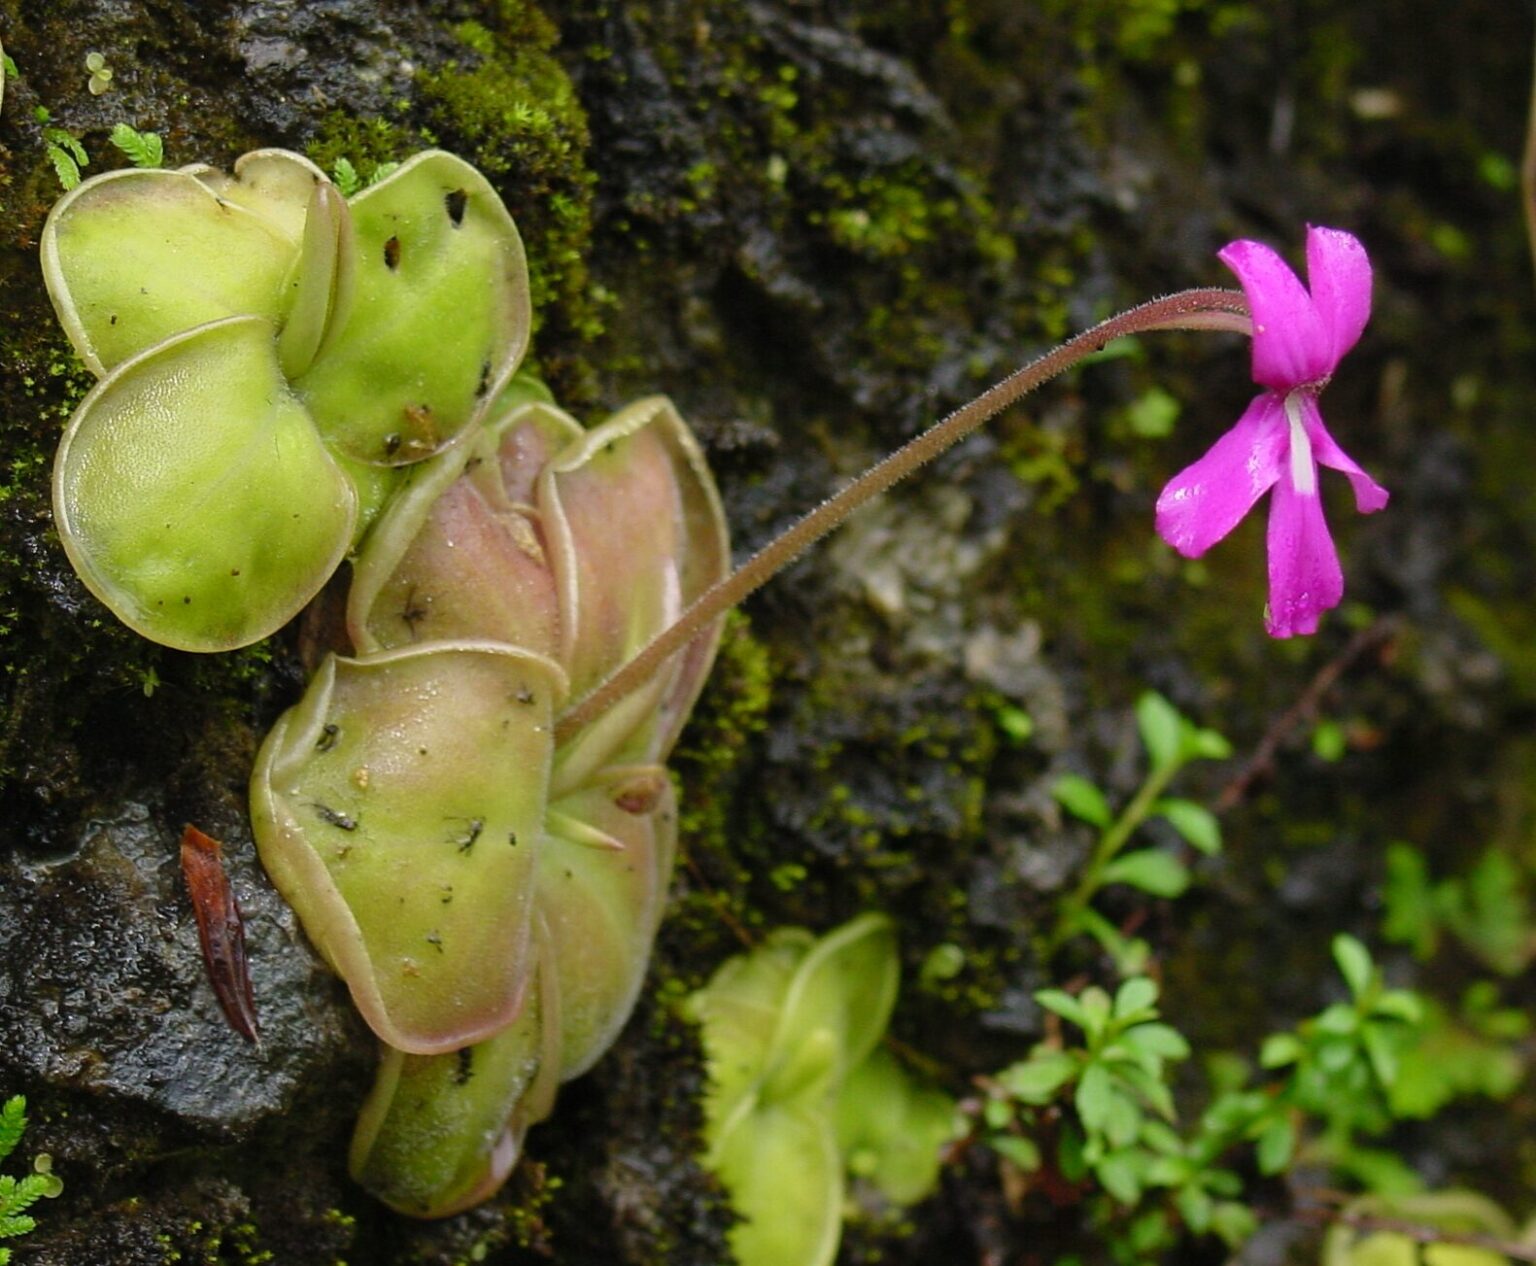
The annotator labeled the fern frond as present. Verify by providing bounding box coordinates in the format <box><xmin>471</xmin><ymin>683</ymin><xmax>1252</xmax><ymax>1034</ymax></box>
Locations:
<box><xmin>331</xmin><ymin>157</ymin><xmax>361</xmax><ymax>196</ymax></box>
<box><xmin>0</xmin><ymin>1099</ymin><xmax>25</xmax><ymax>1164</ymax></box>
<box><xmin>109</xmin><ymin>123</ymin><xmax>164</xmax><ymax>168</ymax></box>
<box><xmin>0</xmin><ymin>1173</ymin><xmax>53</xmax><ymax>1224</ymax></box>
<box><xmin>0</xmin><ymin>1213</ymin><xmax>35</xmax><ymax>1241</ymax></box>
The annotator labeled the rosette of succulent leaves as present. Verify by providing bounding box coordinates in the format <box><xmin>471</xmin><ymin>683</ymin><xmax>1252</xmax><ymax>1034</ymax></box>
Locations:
<box><xmin>42</xmin><ymin>148</ymin><xmax>733</xmax><ymax>1217</ymax></box>
<box><xmin>42</xmin><ymin>147</ymin><xmax>531</xmax><ymax>650</ymax></box>
<box><xmin>688</xmin><ymin>915</ymin><xmax>959</xmax><ymax>1266</ymax></box>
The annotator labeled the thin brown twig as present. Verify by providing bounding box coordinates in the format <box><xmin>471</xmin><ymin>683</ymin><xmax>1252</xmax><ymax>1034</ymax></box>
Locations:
<box><xmin>1212</xmin><ymin>616</ymin><xmax>1401</xmax><ymax>815</ymax></box>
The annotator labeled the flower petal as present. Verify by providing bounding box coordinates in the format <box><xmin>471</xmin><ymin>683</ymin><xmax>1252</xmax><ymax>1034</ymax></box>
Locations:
<box><xmin>1264</xmin><ymin>473</ymin><xmax>1344</xmax><ymax>638</ymax></box>
<box><xmin>1219</xmin><ymin>239</ymin><xmax>1332</xmax><ymax>389</ymax></box>
<box><xmin>1155</xmin><ymin>392</ymin><xmax>1287</xmax><ymax>558</ymax></box>
<box><xmin>1297</xmin><ymin>394</ymin><xmax>1389</xmax><ymax>513</ymax></box>
<box><xmin>1305</xmin><ymin>225</ymin><xmax>1372</xmax><ymax>368</ymax></box>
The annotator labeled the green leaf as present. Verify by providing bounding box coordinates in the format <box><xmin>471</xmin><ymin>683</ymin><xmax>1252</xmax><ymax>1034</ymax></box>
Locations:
<box><xmin>1381</xmin><ymin>842</ymin><xmax>1440</xmax><ymax>960</ymax></box>
<box><xmin>1209</xmin><ymin>1199</ymin><xmax>1258</xmax><ymax>1248</ymax></box>
<box><xmin>296</xmin><ymin>151</ymin><xmax>533</xmax><ymax>466</ymax></box>
<box><xmin>52</xmin><ymin>317</ymin><xmax>358</xmax><ymax>650</ymax></box>
<box><xmin>1154</xmin><ymin>798</ymin><xmax>1222</xmax><ymax>855</ymax></box>
<box><xmin>999</xmin><ymin>1051</ymin><xmax>1078</xmax><ymax>1104</ymax></box>
<box><xmin>764</xmin><ymin>913</ymin><xmax>899</xmax><ymax>1102</ymax></box>
<box><xmin>1113</xmin><ymin>976</ymin><xmax>1159</xmax><ymax>1020</ymax></box>
<box><xmin>1187</xmin><ymin>726</ymin><xmax>1233</xmax><ymax>761</ymax></box>
<box><xmin>1255</xmin><ymin>1117</ymin><xmax>1295</xmax><ymax>1174</ymax></box>
<box><xmin>1121</xmin><ymin>1022</ymin><xmax>1190</xmax><ymax>1062</ymax></box>
<box><xmin>1332</xmin><ymin>934</ymin><xmax>1374</xmax><ymax>998</ymax></box>
<box><xmin>42</xmin><ymin>164</ymin><xmax>299</xmax><ymax>374</ymax></box>
<box><xmin>713</xmin><ymin>1103</ymin><xmax>843</xmax><ymax>1266</ymax></box>
<box><xmin>1052</xmin><ymin>774</ymin><xmax>1112</xmax><ymax>829</ymax></box>
<box><xmin>1258</xmin><ymin>1034</ymin><xmax>1302</xmax><ymax>1068</ymax></box>
<box><xmin>1125</xmin><ymin>385</ymin><xmax>1180</xmax><ymax>438</ymax></box>
<box><xmin>331</xmin><ymin>157</ymin><xmax>362</xmax><ymax>196</ymax></box>
<box><xmin>1075</xmin><ymin>1063</ymin><xmax>1115</xmax><ymax>1135</ymax></box>
<box><xmin>1093</xmin><ymin>1147</ymin><xmax>1147</xmax><ymax>1204</ymax></box>
<box><xmin>989</xmin><ymin>1135</ymin><xmax>1041</xmax><ymax>1171</ymax></box>
<box><xmin>252</xmin><ymin>645</ymin><xmax>561</xmax><ymax>1052</ymax></box>
<box><xmin>1311</xmin><ymin>718</ymin><xmax>1347</xmax><ymax>761</ymax></box>
<box><xmin>1035</xmin><ymin>989</ymin><xmax>1092</xmax><ymax>1032</ymax></box>
<box><xmin>1135</xmin><ymin>692</ymin><xmax>1183</xmax><ymax>771</ymax></box>
<box><xmin>1372</xmin><ymin>989</ymin><xmax>1425</xmax><ymax>1025</ymax></box>
<box><xmin>45</xmin><ymin>142</ymin><xmax>82</xmax><ymax>190</ymax></box>
<box><xmin>1175</xmin><ymin>1183</ymin><xmax>1213</xmax><ymax>1233</ymax></box>
<box><xmin>0</xmin><ymin>1100</ymin><xmax>24</xmax><ymax>1165</ymax></box>
<box><xmin>1100</xmin><ymin>850</ymin><xmax>1190</xmax><ymax>898</ymax></box>
<box><xmin>108</xmin><ymin>123</ymin><xmax>164</xmax><ymax>168</ymax></box>
<box><xmin>1102</xmin><ymin>1086</ymin><xmax>1144</xmax><ymax>1147</ymax></box>
<box><xmin>1361</xmin><ymin>1021</ymin><xmax>1402</xmax><ymax>1088</ymax></box>
<box><xmin>349</xmin><ymin>979</ymin><xmax>555</xmax><ymax>1217</ymax></box>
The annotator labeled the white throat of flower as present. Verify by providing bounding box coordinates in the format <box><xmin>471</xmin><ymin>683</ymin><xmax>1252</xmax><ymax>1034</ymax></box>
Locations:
<box><xmin>1284</xmin><ymin>391</ymin><xmax>1316</xmax><ymax>496</ymax></box>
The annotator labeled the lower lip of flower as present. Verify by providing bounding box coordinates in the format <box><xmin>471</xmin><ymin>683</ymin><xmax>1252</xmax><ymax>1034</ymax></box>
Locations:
<box><xmin>1283</xmin><ymin>391</ymin><xmax>1316</xmax><ymax>495</ymax></box>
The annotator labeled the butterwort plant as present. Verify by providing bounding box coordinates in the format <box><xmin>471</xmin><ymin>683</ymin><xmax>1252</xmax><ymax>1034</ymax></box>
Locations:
<box><xmin>34</xmin><ymin>140</ymin><xmax>1389</xmax><ymax>1218</ymax></box>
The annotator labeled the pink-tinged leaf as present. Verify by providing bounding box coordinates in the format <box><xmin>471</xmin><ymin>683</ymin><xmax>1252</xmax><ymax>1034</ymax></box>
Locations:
<box><xmin>179</xmin><ymin>824</ymin><xmax>260</xmax><ymax>1044</ymax></box>
<box><xmin>251</xmin><ymin>643</ymin><xmax>565</xmax><ymax>1054</ymax></box>
<box><xmin>1265</xmin><ymin>475</ymin><xmax>1344</xmax><ymax>638</ymax></box>
<box><xmin>542</xmin><ymin>397</ymin><xmax>730</xmax><ymax>780</ymax></box>
<box><xmin>1299</xmin><ymin>394</ymin><xmax>1389</xmax><ymax>513</ymax></box>
<box><xmin>1304</xmin><ymin>225</ymin><xmax>1372</xmax><ymax>368</ymax></box>
<box><xmin>347</xmin><ymin>402</ymin><xmax>581</xmax><ymax>657</ymax></box>
<box><xmin>1156</xmin><ymin>393</ymin><xmax>1287</xmax><ymax>558</ymax></box>
<box><xmin>540</xmin><ymin>773</ymin><xmax>678</xmax><ymax>1079</ymax></box>
<box><xmin>1218</xmin><ymin>239</ymin><xmax>1331</xmax><ymax>388</ymax></box>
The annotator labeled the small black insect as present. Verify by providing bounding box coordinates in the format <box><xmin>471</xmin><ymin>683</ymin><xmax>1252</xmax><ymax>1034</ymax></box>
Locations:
<box><xmin>383</xmin><ymin>234</ymin><xmax>401</xmax><ymax>269</ymax></box>
<box><xmin>508</xmin><ymin>830</ymin><xmax>519</xmax><ymax>848</ymax></box>
<box><xmin>400</xmin><ymin>585</ymin><xmax>429</xmax><ymax>637</ymax></box>
<box><xmin>316</xmin><ymin>723</ymin><xmax>339</xmax><ymax>753</ymax></box>
<box><xmin>312</xmin><ymin>802</ymin><xmax>358</xmax><ymax>831</ymax></box>
<box><xmin>444</xmin><ymin>188</ymin><xmax>468</xmax><ymax>226</ymax></box>
<box><xmin>425</xmin><ymin>931</ymin><xmax>444</xmax><ymax>954</ymax></box>
<box><xmin>451</xmin><ymin>818</ymin><xmax>484</xmax><ymax>854</ymax></box>
<box><xmin>454</xmin><ymin>1047</ymin><xmax>474</xmax><ymax>1085</ymax></box>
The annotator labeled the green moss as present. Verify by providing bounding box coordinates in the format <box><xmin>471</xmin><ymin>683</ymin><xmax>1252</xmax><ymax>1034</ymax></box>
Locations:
<box><xmin>305</xmin><ymin>112</ymin><xmax>421</xmax><ymax>186</ymax></box>
<box><xmin>416</xmin><ymin>7</ymin><xmax>601</xmax><ymax>390</ymax></box>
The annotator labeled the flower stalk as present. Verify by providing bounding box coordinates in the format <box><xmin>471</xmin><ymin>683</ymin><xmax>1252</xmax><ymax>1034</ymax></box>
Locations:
<box><xmin>555</xmin><ymin>286</ymin><xmax>1250</xmax><ymax>741</ymax></box>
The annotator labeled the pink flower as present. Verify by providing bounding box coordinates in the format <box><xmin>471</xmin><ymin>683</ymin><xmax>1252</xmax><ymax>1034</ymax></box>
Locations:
<box><xmin>1156</xmin><ymin>226</ymin><xmax>1389</xmax><ymax>637</ymax></box>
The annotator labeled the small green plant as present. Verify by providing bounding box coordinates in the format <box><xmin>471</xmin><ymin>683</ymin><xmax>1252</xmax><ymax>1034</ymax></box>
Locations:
<box><xmin>0</xmin><ymin>1095</ymin><xmax>64</xmax><ymax>1264</ymax></box>
<box><xmin>978</xmin><ymin>938</ymin><xmax>1429</xmax><ymax>1259</ymax></box>
<box><xmin>329</xmin><ymin>156</ymin><xmax>401</xmax><ymax>197</ymax></box>
<box><xmin>109</xmin><ymin>122</ymin><xmax>164</xmax><ymax>168</ymax></box>
<box><xmin>35</xmin><ymin>108</ymin><xmax>87</xmax><ymax>190</ymax></box>
<box><xmin>84</xmin><ymin>51</ymin><xmax>113</xmax><ymax>96</ymax></box>
<box><xmin>1048</xmin><ymin>691</ymin><xmax>1231</xmax><ymax>969</ymax></box>
<box><xmin>1382</xmin><ymin>843</ymin><xmax>1534</xmax><ymax>975</ymax></box>
<box><xmin>687</xmin><ymin>915</ymin><xmax>957</xmax><ymax>1266</ymax></box>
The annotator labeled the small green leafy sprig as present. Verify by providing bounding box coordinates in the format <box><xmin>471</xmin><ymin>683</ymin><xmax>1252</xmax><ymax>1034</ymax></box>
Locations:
<box><xmin>0</xmin><ymin>1095</ymin><xmax>64</xmax><ymax>1264</ymax></box>
<box><xmin>1260</xmin><ymin>934</ymin><xmax>1425</xmax><ymax>1187</ymax></box>
<box><xmin>978</xmin><ymin>939</ymin><xmax>1429</xmax><ymax>1258</ymax></box>
<box><xmin>1383</xmin><ymin>842</ymin><xmax>1535</xmax><ymax>976</ymax></box>
<box><xmin>109</xmin><ymin>123</ymin><xmax>164</xmax><ymax>168</ymax></box>
<box><xmin>35</xmin><ymin>108</ymin><xmax>89</xmax><ymax>191</ymax></box>
<box><xmin>1048</xmin><ymin>691</ymin><xmax>1231</xmax><ymax>969</ymax></box>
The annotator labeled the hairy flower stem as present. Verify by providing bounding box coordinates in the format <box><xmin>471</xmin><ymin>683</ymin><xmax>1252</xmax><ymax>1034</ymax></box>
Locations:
<box><xmin>555</xmin><ymin>287</ymin><xmax>1250</xmax><ymax>741</ymax></box>
<box><xmin>1046</xmin><ymin>759</ymin><xmax>1184</xmax><ymax>955</ymax></box>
